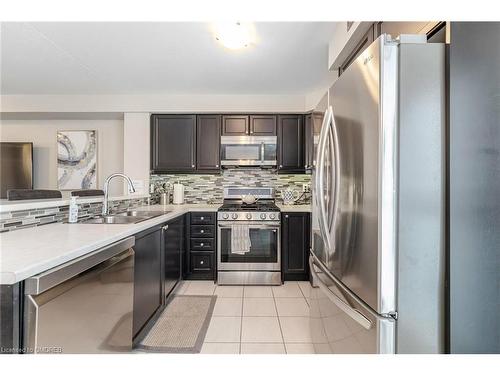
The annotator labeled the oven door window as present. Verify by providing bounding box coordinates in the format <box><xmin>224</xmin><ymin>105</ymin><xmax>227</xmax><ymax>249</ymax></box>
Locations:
<box><xmin>220</xmin><ymin>226</ymin><xmax>278</xmax><ymax>263</ymax></box>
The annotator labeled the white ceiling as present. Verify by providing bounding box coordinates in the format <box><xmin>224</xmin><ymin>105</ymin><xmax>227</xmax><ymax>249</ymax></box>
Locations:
<box><xmin>0</xmin><ymin>22</ymin><xmax>336</xmax><ymax>96</ymax></box>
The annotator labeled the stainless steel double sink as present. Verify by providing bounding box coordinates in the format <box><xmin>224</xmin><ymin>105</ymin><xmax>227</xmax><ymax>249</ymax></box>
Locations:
<box><xmin>81</xmin><ymin>210</ymin><xmax>170</xmax><ymax>224</ymax></box>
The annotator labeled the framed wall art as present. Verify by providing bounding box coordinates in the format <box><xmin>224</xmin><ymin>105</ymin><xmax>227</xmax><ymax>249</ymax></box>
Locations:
<box><xmin>57</xmin><ymin>130</ymin><xmax>97</xmax><ymax>190</ymax></box>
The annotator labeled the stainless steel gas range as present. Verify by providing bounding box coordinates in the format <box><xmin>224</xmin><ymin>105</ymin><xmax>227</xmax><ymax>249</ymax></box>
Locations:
<box><xmin>217</xmin><ymin>187</ymin><xmax>281</xmax><ymax>285</ymax></box>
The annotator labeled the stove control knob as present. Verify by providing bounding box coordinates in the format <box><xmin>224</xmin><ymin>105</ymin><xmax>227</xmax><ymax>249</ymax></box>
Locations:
<box><xmin>246</xmin><ymin>213</ymin><xmax>252</xmax><ymax>220</ymax></box>
<box><xmin>260</xmin><ymin>213</ymin><xmax>267</xmax><ymax>220</ymax></box>
<box><xmin>269</xmin><ymin>213</ymin><xmax>276</xmax><ymax>220</ymax></box>
<box><xmin>222</xmin><ymin>213</ymin><xmax>229</xmax><ymax>220</ymax></box>
<box><xmin>231</xmin><ymin>213</ymin><xmax>239</xmax><ymax>220</ymax></box>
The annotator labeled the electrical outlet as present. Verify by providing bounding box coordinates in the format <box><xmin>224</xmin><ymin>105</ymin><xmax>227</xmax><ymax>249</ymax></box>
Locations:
<box><xmin>302</xmin><ymin>183</ymin><xmax>311</xmax><ymax>193</ymax></box>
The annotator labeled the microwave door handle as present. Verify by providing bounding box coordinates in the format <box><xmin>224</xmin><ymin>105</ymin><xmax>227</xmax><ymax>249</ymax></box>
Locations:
<box><xmin>309</xmin><ymin>255</ymin><xmax>372</xmax><ymax>330</ymax></box>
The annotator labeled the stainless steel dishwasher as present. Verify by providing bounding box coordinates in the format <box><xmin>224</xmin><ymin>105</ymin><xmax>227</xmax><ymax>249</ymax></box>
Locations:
<box><xmin>23</xmin><ymin>237</ymin><xmax>135</xmax><ymax>354</ymax></box>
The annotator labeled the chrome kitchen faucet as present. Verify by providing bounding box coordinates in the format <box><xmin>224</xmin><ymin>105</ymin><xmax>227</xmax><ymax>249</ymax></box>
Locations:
<box><xmin>102</xmin><ymin>173</ymin><xmax>136</xmax><ymax>216</ymax></box>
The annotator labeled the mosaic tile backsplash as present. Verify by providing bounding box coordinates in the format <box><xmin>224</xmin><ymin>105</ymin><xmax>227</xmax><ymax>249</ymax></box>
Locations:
<box><xmin>0</xmin><ymin>197</ymin><xmax>149</xmax><ymax>233</ymax></box>
<box><xmin>150</xmin><ymin>169</ymin><xmax>311</xmax><ymax>204</ymax></box>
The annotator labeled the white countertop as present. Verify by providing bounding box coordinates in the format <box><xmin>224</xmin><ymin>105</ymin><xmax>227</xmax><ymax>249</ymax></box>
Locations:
<box><xmin>276</xmin><ymin>204</ymin><xmax>311</xmax><ymax>212</ymax></box>
<box><xmin>0</xmin><ymin>202</ymin><xmax>310</xmax><ymax>285</ymax></box>
<box><xmin>0</xmin><ymin>204</ymin><xmax>220</xmax><ymax>285</ymax></box>
<box><xmin>0</xmin><ymin>193</ymin><xmax>151</xmax><ymax>213</ymax></box>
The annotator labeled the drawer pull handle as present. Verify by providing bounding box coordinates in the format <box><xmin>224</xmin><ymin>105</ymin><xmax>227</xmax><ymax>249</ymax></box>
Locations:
<box><xmin>200</xmin><ymin>261</ymin><xmax>204</xmax><ymax>265</ymax></box>
<box><xmin>200</xmin><ymin>217</ymin><xmax>204</xmax><ymax>220</ymax></box>
<box><xmin>200</xmin><ymin>230</ymin><xmax>204</xmax><ymax>233</ymax></box>
<box><xmin>200</xmin><ymin>243</ymin><xmax>204</xmax><ymax>246</ymax></box>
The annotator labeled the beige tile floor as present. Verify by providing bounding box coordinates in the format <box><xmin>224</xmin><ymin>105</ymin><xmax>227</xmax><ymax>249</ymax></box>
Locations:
<box><xmin>174</xmin><ymin>280</ymin><xmax>315</xmax><ymax>354</ymax></box>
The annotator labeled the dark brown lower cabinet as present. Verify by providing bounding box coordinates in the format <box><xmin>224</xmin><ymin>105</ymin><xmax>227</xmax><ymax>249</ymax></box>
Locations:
<box><xmin>133</xmin><ymin>226</ymin><xmax>163</xmax><ymax>339</ymax></box>
<box><xmin>281</xmin><ymin>212</ymin><xmax>311</xmax><ymax>281</ymax></box>
<box><xmin>185</xmin><ymin>212</ymin><xmax>216</xmax><ymax>280</ymax></box>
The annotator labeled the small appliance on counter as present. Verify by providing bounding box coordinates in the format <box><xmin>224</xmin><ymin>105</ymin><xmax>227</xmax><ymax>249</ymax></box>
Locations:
<box><xmin>160</xmin><ymin>191</ymin><xmax>170</xmax><ymax>205</ymax></box>
<box><xmin>172</xmin><ymin>182</ymin><xmax>185</xmax><ymax>204</ymax></box>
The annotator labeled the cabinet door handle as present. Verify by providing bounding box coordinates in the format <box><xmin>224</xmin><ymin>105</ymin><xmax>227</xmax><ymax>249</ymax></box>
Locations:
<box><xmin>285</xmin><ymin>215</ymin><xmax>289</xmax><ymax>218</ymax></box>
<box><xmin>215</xmin><ymin>164</ymin><xmax>219</xmax><ymax>167</ymax></box>
<box><xmin>200</xmin><ymin>243</ymin><xmax>204</xmax><ymax>247</ymax></box>
<box><xmin>200</xmin><ymin>217</ymin><xmax>204</xmax><ymax>220</ymax></box>
<box><xmin>162</xmin><ymin>225</ymin><xmax>169</xmax><ymax>230</ymax></box>
<box><xmin>280</xmin><ymin>164</ymin><xmax>283</xmax><ymax>168</ymax></box>
<box><xmin>200</xmin><ymin>230</ymin><xmax>204</xmax><ymax>233</ymax></box>
<box><xmin>200</xmin><ymin>261</ymin><xmax>204</xmax><ymax>265</ymax></box>
<box><xmin>192</xmin><ymin>164</ymin><xmax>195</xmax><ymax>168</ymax></box>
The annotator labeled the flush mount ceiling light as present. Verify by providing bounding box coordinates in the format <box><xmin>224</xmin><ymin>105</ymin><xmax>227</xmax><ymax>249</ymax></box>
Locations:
<box><xmin>213</xmin><ymin>22</ymin><xmax>255</xmax><ymax>50</ymax></box>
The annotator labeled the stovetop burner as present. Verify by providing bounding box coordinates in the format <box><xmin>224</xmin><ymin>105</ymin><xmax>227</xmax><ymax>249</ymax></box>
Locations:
<box><xmin>218</xmin><ymin>187</ymin><xmax>280</xmax><ymax>221</ymax></box>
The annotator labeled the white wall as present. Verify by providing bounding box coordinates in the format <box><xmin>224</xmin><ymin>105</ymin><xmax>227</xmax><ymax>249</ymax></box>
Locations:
<box><xmin>1</xmin><ymin>94</ymin><xmax>307</xmax><ymax>113</ymax></box>
<box><xmin>0</xmin><ymin>117</ymin><xmax>124</xmax><ymax>197</ymax></box>
<box><xmin>123</xmin><ymin>113</ymin><xmax>150</xmax><ymax>195</ymax></box>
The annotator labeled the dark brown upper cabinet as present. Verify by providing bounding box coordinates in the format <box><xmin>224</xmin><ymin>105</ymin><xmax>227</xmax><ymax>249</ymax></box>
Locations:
<box><xmin>304</xmin><ymin>113</ymin><xmax>313</xmax><ymax>171</ymax></box>
<box><xmin>221</xmin><ymin>115</ymin><xmax>249</xmax><ymax>135</ymax></box>
<box><xmin>249</xmin><ymin>115</ymin><xmax>277</xmax><ymax>135</ymax></box>
<box><xmin>151</xmin><ymin>114</ymin><xmax>196</xmax><ymax>173</ymax></box>
<box><xmin>278</xmin><ymin>114</ymin><xmax>305</xmax><ymax>173</ymax></box>
<box><xmin>196</xmin><ymin>115</ymin><xmax>221</xmax><ymax>172</ymax></box>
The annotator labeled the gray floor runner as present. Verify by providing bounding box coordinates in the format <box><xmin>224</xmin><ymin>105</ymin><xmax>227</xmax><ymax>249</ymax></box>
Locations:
<box><xmin>136</xmin><ymin>295</ymin><xmax>216</xmax><ymax>353</ymax></box>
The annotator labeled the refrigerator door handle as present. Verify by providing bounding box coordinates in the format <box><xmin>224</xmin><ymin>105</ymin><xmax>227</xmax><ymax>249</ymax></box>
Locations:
<box><xmin>310</xmin><ymin>251</ymin><xmax>396</xmax><ymax>322</ymax></box>
<box><xmin>315</xmin><ymin>107</ymin><xmax>332</xmax><ymax>254</ymax></box>
<box><xmin>309</xmin><ymin>255</ymin><xmax>373</xmax><ymax>330</ymax></box>
<box><xmin>329</xmin><ymin>106</ymin><xmax>341</xmax><ymax>237</ymax></box>
<box><xmin>326</xmin><ymin>122</ymin><xmax>335</xmax><ymax>231</ymax></box>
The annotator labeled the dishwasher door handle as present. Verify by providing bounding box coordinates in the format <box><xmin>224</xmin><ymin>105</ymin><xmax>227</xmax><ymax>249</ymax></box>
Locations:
<box><xmin>25</xmin><ymin>236</ymin><xmax>135</xmax><ymax>295</ymax></box>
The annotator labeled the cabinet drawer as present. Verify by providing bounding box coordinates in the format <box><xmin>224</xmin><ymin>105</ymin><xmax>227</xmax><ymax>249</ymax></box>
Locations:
<box><xmin>190</xmin><ymin>252</ymin><xmax>214</xmax><ymax>272</ymax></box>
<box><xmin>190</xmin><ymin>225</ymin><xmax>215</xmax><ymax>238</ymax></box>
<box><xmin>191</xmin><ymin>238</ymin><xmax>215</xmax><ymax>251</ymax></box>
<box><xmin>191</xmin><ymin>212</ymin><xmax>216</xmax><ymax>225</ymax></box>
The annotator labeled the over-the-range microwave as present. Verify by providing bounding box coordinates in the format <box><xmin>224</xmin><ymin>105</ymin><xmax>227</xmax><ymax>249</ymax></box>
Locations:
<box><xmin>220</xmin><ymin>136</ymin><xmax>277</xmax><ymax>168</ymax></box>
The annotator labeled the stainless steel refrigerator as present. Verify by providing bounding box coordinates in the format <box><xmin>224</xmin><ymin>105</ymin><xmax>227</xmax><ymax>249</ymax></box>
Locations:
<box><xmin>309</xmin><ymin>34</ymin><xmax>446</xmax><ymax>354</ymax></box>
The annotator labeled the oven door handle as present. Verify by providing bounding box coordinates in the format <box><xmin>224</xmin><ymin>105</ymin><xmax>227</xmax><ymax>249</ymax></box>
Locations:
<box><xmin>218</xmin><ymin>223</ymin><xmax>280</xmax><ymax>230</ymax></box>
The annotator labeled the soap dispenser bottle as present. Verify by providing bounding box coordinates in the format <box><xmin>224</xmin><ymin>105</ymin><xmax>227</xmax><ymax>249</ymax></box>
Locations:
<box><xmin>68</xmin><ymin>196</ymin><xmax>79</xmax><ymax>223</ymax></box>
